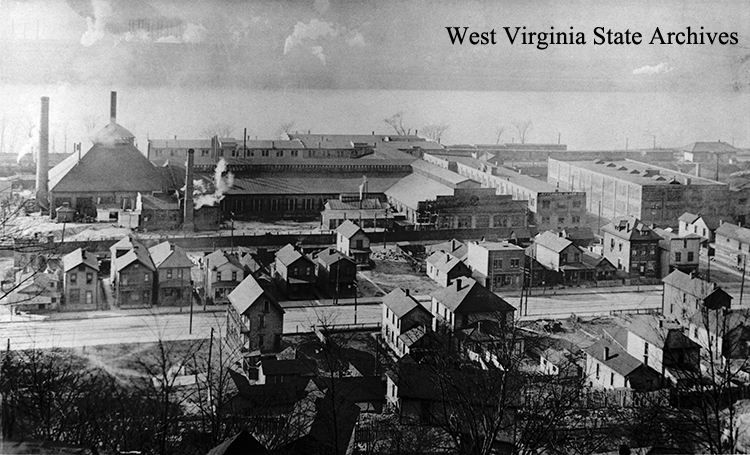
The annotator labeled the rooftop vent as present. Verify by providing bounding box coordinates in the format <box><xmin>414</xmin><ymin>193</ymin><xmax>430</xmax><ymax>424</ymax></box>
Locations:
<box><xmin>606</xmin><ymin>163</ymin><xmax>617</xmax><ymax>167</ymax></box>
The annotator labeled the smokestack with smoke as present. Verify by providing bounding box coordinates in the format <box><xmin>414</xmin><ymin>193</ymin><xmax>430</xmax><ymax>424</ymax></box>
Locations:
<box><xmin>183</xmin><ymin>148</ymin><xmax>196</xmax><ymax>231</ymax></box>
<box><xmin>194</xmin><ymin>158</ymin><xmax>234</xmax><ymax>209</ymax></box>
<box><xmin>36</xmin><ymin>97</ymin><xmax>49</xmax><ymax>213</ymax></box>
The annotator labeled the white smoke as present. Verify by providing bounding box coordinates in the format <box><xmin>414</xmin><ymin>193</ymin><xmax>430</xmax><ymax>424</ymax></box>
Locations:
<box><xmin>194</xmin><ymin>158</ymin><xmax>235</xmax><ymax>209</ymax></box>
<box><xmin>16</xmin><ymin>125</ymin><xmax>38</xmax><ymax>164</ymax></box>
<box><xmin>80</xmin><ymin>0</ymin><xmax>112</xmax><ymax>47</ymax></box>
<box><xmin>283</xmin><ymin>19</ymin><xmax>365</xmax><ymax>65</ymax></box>
<box><xmin>121</xmin><ymin>22</ymin><xmax>207</xmax><ymax>44</ymax></box>
<box><xmin>633</xmin><ymin>62</ymin><xmax>673</xmax><ymax>75</ymax></box>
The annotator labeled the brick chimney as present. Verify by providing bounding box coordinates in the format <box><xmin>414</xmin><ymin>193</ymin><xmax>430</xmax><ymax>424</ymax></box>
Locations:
<box><xmin>455</xmin><ymin>278</ymin><xmax>463</xmax><ymax>290</ymax></box>
<box><xmin>604</xmin><ymin>346</ymin><xmax>610</xmax><ymax>360</ymax></box>
<box><xmin>36</xmin><ymin>96</ymin><xmax>49</xmax><ymax>213</ymax></box>
<box><xmin>110</xmin><ymin>91</ymin><xmax>117</xmax><ymax>123</ymax></box>
<box><xmin>183</xmin><ymin>148</ymin><xmax>196</xmax><ymax>231</ymax></box>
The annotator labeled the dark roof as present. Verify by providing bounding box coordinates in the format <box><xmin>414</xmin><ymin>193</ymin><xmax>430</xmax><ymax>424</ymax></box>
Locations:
<box><xmin>275</xmin><ymin>244</ymin><xmax>314</xmax><ymax>267</ymax></box>
<box><xmin>206</xmin><ymin>250</ymin><xmax>244</xmax><ymax>270</ymax></box>
<box><xmin>382</xmin><ymin>288</ymin><xmax>429</xmax><ymax>319</ymax></box>
<box><xmin>426</xmin><ymin>239</ymin><xmax>468</xmax><ymax>259</ymax></box>
<box><xmin>206</xmin><ymin>430</ymin><xmax>270</xmax><ymax>455</ymax></box>
<box><xmin>562</xmin><ymin>227</ymin><xmax>595</xmax><ymax>241</ymax></box>
<box><xmin>140</xmin><ymin>193</ymin><xmax>179</xmax><ymax>211</ymax></box>
<box><xmin>627</xmin><ymin>316</ymin><xmax>693</xmax><ymax>349</ymax></box>
<box><xmin>682</xmin><ymin>141</ymin><xmax>739</xmax><ymax>153</ymax></box>
<box><xmin>225</xmin><ymin>172</ymin><xmax>407</xmax><ymax>196</ymax></box>
<box><xmin>585</xmin><ymin>338</ymin><xmax>643</xmax><ymax>377</ymax></box>
<box><xmin>336</xmin><ymin>220</ymin><xmax>363</xmax><ymax>239</ymax></box>
<box><xmin>602</xmin><ymin>215</ymin><xmax>662</xmax><ymax>241</ymax></box>
<box><xmin>260</xmin><ymin>358</ymin><xmax>311</xmax><ymax>377</ymax></box>
<box><xmin>63</xmin><ymin>248</ymin><xmax>99</xmax><ymax>272</ymax></box>
<box><xmin>49</xmin><ymin>142</ymin><xmax>163</xmax><ymax>194</ymax></box>
<box><xmin>325</xmin><ymin>198</ymin><xmax>386</xmax><ymax>211</ymax></box>
<box><xmin>581</xmin><ymin>251</ymin><xmax>616</xmax><ymax>270</ymax></box>
<box><xmin>430</xmin><ymin>277</ymin><xmax>515</xmax><ymax>314</ymax></box>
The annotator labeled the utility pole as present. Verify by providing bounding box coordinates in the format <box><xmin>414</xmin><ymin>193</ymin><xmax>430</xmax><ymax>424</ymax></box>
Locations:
<box><xmin>740</xmin><ymin>255</ymin><xmax>747</xmax><ymax>306</ymax></box>
<box><xmin>189</xmin><ymin>281</ymin><xmax>194</xmax><ymax>334</ymax></box>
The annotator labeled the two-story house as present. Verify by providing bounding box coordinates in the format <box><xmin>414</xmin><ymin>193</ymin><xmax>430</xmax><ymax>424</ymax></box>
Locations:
<box><xmin>688</xmin><ymin>308</ymin><xmax>750</xmax><ymax>365</ymax></box>
<box><xmin>425</xmin><ymin>239</ymin><xmax>468</xmax><ymax>261</ymax></box>
<box><xmin>430</xmin><ymin>277</ymin><xmax>515</xmax><ymax>333</ymax></box>
<box><xmin>114</xmin><ymin>244</ymin><xmax>155</xmax><ymax>309</ymax></box>
<box><xmin>655</xmin><ymin>228</ymin><xmax>701</xmax><ymax>277</ymax></box>
<box><xmin>273</xmin><ymin>244</ymin><xmax>316</xmax><ymax>298</ymax></box>
<box><xmin>662</xmin><ymin>270</ymin><xmax>731</xmax><ymax>325</ymax></box>
<box><xmin>204</xmin><ymin>250</ymin><xmax>245</xmax><ymax>304</ymax></box>
<box><xmin>601</xmin><ymin>216</ymin><xmax>662</xmax><ymax>279</ymax></box>
<box><xmin>625</xmin><ymin>316</ymin><xmax>702</xmax><ymax>386</ymax></box>
<box><xmin>61</xmin><ymin>248</ymin><xmax>99</xmax><ymax>311</ymax></box>
<box><xmin>315</xmin><ymin>248</ymin><xmax>357</xmax><ymax>298</ymax></box>
<box><xmin>227</xmin><ymin>274</ymin><xmax>285</xmax><ymax>373</ymax></box>
<box><xmin>336</xmin><ymin>220</ymin><xmax>371</xmax><ymax>267</ymax></box>
<box><xmin>584</xmin><ymin>338</ymin><xmax>661</xmax><ymax>391</ymax></box>
<box><xmin>149</xmin><ymin>241</ymin><xmax>193</xmax><ymax>306</ymax></box>
<box><xmin>678</xmin><ymin>212</ymin><xmax>724</xmax><ymax>247</ymax></box>
<box><xmin>381</xmin><ymin>288</ymin><xmax>433</xmax><ymax>358</ymax></box>
<box><xmin>109</xmin><ymin>235</ymin><xmax>144</xmax><ymax>281</ymax></box>
<box><xmin>530</xmin><ymin>231</ymin><xmax>591</xmax><ymax>284</ymax></box>
<box><xmin>425</xmin><ymin>251</ymin><xmax>471</xmax><ymax>288</ymax></box>
<box><xmin>714</xmin><ymin>222</ymin><xmax>750</xmax><ymax>270</ymax></box>
<box><xmin>464</xmin><ymin>241</ymin><xmax>525</xmax><ymax>291</ymax></box>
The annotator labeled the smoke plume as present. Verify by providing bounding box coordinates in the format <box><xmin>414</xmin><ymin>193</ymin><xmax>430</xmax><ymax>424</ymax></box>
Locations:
<box><xmin>194</xmin><ymin>158</ymin><xmax>234</xmax><ymax>209</ymax></box>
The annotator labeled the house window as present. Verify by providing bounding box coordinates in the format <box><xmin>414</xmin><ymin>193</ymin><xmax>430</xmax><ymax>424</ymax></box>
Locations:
<box><xmin>572</xmin><ymin>200</ymin><xmax>582</xmax><ymax>208</ymax></box>
<box><xmin>541</xmin><ymin>200</ymin><xmax>551</xmax><ymax>209</ymax></box>
<box><xmin>572</xmin><ymin>215</ymin><xmax>581</xmax><ymax>224</ymax></box>
<box><xmin>291</xmin><ymin>150</ymin><xmax>298</xmax><ymax>157</ymax></box>
<box><xmin>356</xmin><ymin>240</ymin><xmax>363</xmax><ymax>249</ymax></box>
<box><xmin>144</xmin><ymin>273</ymin><xmax>150</xmax><ymax>283</ymax></box>
<box><xmin>510</xmin><ymin>258</ymin><xmax>520</xmax><ymax>268</ymax></box>
<box><xmin>276</xmin><ymin>150</ymin><xmax>283</xmax><ymax>157</ymax></box>
<box><xmin>618</xmin><ymin>243</ymin><xmax>622</xmax><ymax>252</ymax></box>
<box><xmin>595</xmin><ymin>363</ymin><xmax>600</xmax><ymax>380</ymax></box>
<box><xmin>167</xmin><ymin>269</ymin><xmax>173</xmax><ymax>279</ymax></box>
<box><xmin>70</xmin><ymin>273</ymin><xmax>77</xmax><ymax>285</ymax></box>
<box><xmin>264</xmin><ymin>300</ymin><xmax>270</xmax><ymax>312</ymax></box>
<box><xmin>217</xmin><ymin>271</ymin><xmax>222</xmax><ymax>281</ymax></box>
<box><xmin>232</xmin><ymin>271</ymin><xmax>237</xmax><ymax>281</ymax></box>
<box><xmin>683</xmin><ymin>240</ymin><xmax>688</xmax><ymax>248</ymax></box>
<box><xmin>558</xmin><ymin>216</ymin><xmax>565</xmax><ymax>224</ymax></box>
<box><xmin>86</xmin><ymin>291</ymin><xmax>93</xmax><ymax>305</ymax></box>
<box><xmin>142</xmin><ymin>290</ymin><xmax>150</xmax><ymax>302</ymax></box>
<box><xmin>675</xmin><ymin>252</ymin><xmax>682</xmax><ymax>262</ymax></box>
<box><xmin>493</xmin><ymin>259</ymin><xmax>503</xmax><ymax>270</ymax></box>
<box><xmin>258</xmin><ymin>334</ymin><xmax>265</xmax><ymax>348</ymax></box>
<box><xmin>86</xmin><ymin>273</ymin><xmax>93</xmax><ymax>284</ymax></box>
<box><xmin>259</xmin><ymin>314</ymin><xmax>265</xmax><ymax>328</ymax></box>
<box><xmin>542</xmin><ymin>216</ymin><xmax>550</xmax><ymax>225</ymax></box>
<box><xmin>688</xmin><ymin>252</ymin><xmax>694</xmax><ymax>262</ymax></box>
<box><xmin>69</xmin><ymin>289</ymin><xmax>80</xmax><ymax>303</ymax></box>
<box><xmin>643</xmin><ymin>343</ymin><xmax>649</xmax><ymax>365</ymax></box>
<box><xmin>306</xmin><ymin>267</ymin><xmax>311</xmax><ymax>276</ymax></box>
<box><xmin>610</xmin><ymin>372</ymin><xmax>614</xmax><ymax>386</ymax></box>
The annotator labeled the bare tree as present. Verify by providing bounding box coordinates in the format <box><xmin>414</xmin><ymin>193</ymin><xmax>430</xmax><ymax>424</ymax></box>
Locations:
<box><xmin>512</xmin><ymin>120</ymin><xmax>533</xmax><ymax>144</ymax></box>
<box><xmin>421</xmin><ymin>122</ymin><xmax>449</xmax><ymax>143</ymax></box>
<box><xmin>384</xmin><ymin>111</ymin><xmax>409</xmax><ymax>136</ymax></box>
<box><xmin>277</xmin><ymin>121</ymin><xmax>296</xmax><ymax>139</ymax></box>
<box><xmin>494</xmin><ymin>126</ymin><xmax>506</xmax><ymax>145</ymax></box>
<box><xmin>201</xmin><ymin>124</ymin><xmax>235</xmax><ymax>139</ymax></box>
<box><xmin>81</xmin><ymin>115</ymin><xmax>102</xmax><ymax>139</ymax></box>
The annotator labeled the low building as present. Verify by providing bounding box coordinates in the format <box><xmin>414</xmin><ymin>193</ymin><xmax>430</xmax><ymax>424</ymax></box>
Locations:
<box><xmin>149</xmin><ymin>241</ymin><xmax>193</xmax><ymax>306</ymax></box>
<box><xmin>655</xmin><ymin>228</ymin><xmax>701</xmax><ymax>277</ymax></box>
<box><xmin>321</xmin><ymin>197</ymin><xmax>391</xmax><ymax>230</ymax></box>
<box><xmin>584</xmin><ymin>338</ymin><xmax>661</xmax><ymax>391</ymax></box>
<box><xmin>714</xmin><ymin>222</ymin><xmax>750</xmax><ymax>270</ymax></box>
<box><xmin>139</xmin><ymin>193</ymin><xmax>182</xmax><ymax>231</ymax></box>
<box><xmin>601</xmin><ymin>216</ymin><xmax>662</xmax><ymax>279</ymax></box>
<box><xmin>62</xmin><ymin>248</ymin><xmax>99</xmax><ymax>311</ymax></box>
<box><xmin>682</xmin><ymin>141</ymin><xmax>738</xmax><ymax>164</ymax></box>
<box><xmin>678</xmin><ymin>212</ymin><xmax>724</xmax><ymax>245</ymax></box>
<box><xmin>430</xmin><ymin>277</ymin><xmax>515</xmax><ymax>333</ymax></box>
<box><xmin>204</xmin><ymin>250</ymin><xmax>245</xmax><ymax>304</ymax></box>
<box><xmin>465</xmin><ymin>241</ymin><xmax>525</xmax><ymax>291</ymax></box>
<box><xmin>425</xmin><ymin>250</ymin><xmax>471</xmax><ymax>287</ymax></box>
<box><xmin>114</xmin><ymin>244</ymin><xmax>155</xmax><ymax>309</ymax></box>
<box><xmin>662</xmin><ymin>270</ymin><xmax>731</xmax><ymax>325</ymax></box>
<box><xmin>315</xmin><ymin>248</ymin><xmax>357</xmax><ymax>298</ymax></box>
<box><xmin>336</xmin><ymin>220</ymin><xmax>371</xmax><ymax>267</ymax></box>
<box><xmin>381</xmin><ymin>288</ymin><xmax>433</xmax><ymax>358</ymax></box>
<box><xmin>226</xmin><ymin>274</ymin><xmax>285</xmax><ymax>363</ymax></box>
<box><xmin>273</xmin><ymin>244</ymin><xmax>316</xmax><ymax>298</ymax></box>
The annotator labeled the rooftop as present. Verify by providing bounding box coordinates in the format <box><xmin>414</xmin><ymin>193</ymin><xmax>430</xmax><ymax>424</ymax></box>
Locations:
<box><xmin>535</xmin><ymin>231</ymin><xmax>574</xmax><ymax>253</ymax></box>
<box><xmin>148</xmin><ymin>139</ymin><xmax>212</xmax><ymax>149</ymax></box>
<box><xmin>63</xmin><ymin>248</ymin><xmax>99</xmax><ymax>273</ymax></box>
<box><xmin>444</xmin><ymin>154</ymin><xmax>563</xmax><ymax>193</ymax></box>
<box><xmin>228</xmin><ymin>274</ymin><xmax>281</xmax><ymax>316</ymax></box>
<box><xmin>585</xmin><ymin>338</ymin><xmax>644</xmax><ymax>377</ymax></box>
<box><xmin>384</xmin><ymin>173</ymin><xmax>454</xmax><ymax>210</ymax></box>
<box><xmin>225</xmin><ymin>171</ymin><xmax>407</xmax><ymax>196</ymax></box>
<box><xmin>552</xmin><ymin>158</ymin><xmax>727</xmax><ymax>187</ymax></box>
<box><xmin>275</xmin><ymin>244</ymin><xmax>314</xmax><ymax>267</ymax></box>
<box><xmin>425</xmin><ymin>250</ymin><xmax>467</xmax><ymax>274</ymax></box>
<box><xmin>682</xmin><ymin>141</ymin><xmax>739</xmax><ymax>154</ymax></box>
<box><xmin>382</xmin><ymin>288</ymin><xmax>428</xmax><ymax>319</ymax></box>
<box><xmin>716</xmin><ymin>222</ymin><xmax>750</xmax><ymax>244</ymax></box>
<box><xmin>430</xmin><ymin>277</ymin><xmax>515</xmax><ymax>314</ymax></box>
<box><xmin>336</xmin><ymin>220</ymin><xmax>364</xmax><ymax>239</ymax></box>
<box><xmin>468</xmin><ymin>241</ymin><xmax>524</xmax><ymax>252</ymax></box>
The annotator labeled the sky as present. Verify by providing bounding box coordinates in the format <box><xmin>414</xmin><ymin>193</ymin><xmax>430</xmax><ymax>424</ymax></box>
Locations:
<box><xmin>1</xmin><ymin>0</ymin><xmax>750</xmax><ymax>91</ymax></box>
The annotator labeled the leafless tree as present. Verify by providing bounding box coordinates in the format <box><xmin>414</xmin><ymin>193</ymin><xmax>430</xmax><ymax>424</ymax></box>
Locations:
<box><xmin>512</xmin><ymin>120</ymin><xmax>533</xmax><ymax>144</ymax></box>
<box><xmin>201</xmin><ymin>123</ymin><xmax>235</xmax><ymax>139</ymax></box>
<box><xmin>384</xmin><ymin>111</ymin><xmax>409</xmax><ymax>136</ymax></box>
<box><xmin>420</xmin><ymin>122</ymin><xmax>449</xmax><ymax>144</ymax></box>
<box><xmin>0</xmin><ymin>115</ymin><xmax>20</xmax><ymax>155</ymax></box>
<box><xmin>494</xmin><ymin>126</ymin><xmax>506</xmax><ymax>145</ymax></box>
<box><xmin>277</xmin><ymin>121</ymin><xmax>296</xmax><ymax>139</ymax></box>
<box><xmin>81</xmin><ymin>115</ymin><xmax>102</xmax><ymax>139</ymax></box>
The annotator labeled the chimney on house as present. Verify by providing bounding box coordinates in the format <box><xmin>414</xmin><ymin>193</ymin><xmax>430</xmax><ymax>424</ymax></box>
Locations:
<box><xmin>110</xmin><ymin>91</ymin><xmax>117</xmax><ymax>123</ymax></box>
<box><xmin>604</xmin><ymin>346</ymin><xmax>610</xmax><ymax>360</ymax></box>
<box><xmin>455</xmin><ymin>278</ymin><xmax>463</xmax><ymax>290</ymax></box>
<box><xmin>183</xmin><ymin>148</ymin><xmax>196</xmax><ymax>231</ymax></box>
<box><xmin>451</xmin><ymin>239</ymin><xmax>457</xmax><ymax>252</ymax></box>
<box><xmin>36</xmin><ymin>96</ymin><xmax>49</xmax><ymax>213</ymax></box>
<box><xmin>404</xmin><ymin>288</ymin><xmax>410</xmax><ymax>296</ymax></box>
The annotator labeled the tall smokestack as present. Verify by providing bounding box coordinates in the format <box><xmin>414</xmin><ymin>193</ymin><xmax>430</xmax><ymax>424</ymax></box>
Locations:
<box><xmin>110</xmin><ymin>91</ymin><xmax>117</xmax><ymax>123</ymax></box>
<box><xmin>183</xmin><ymin>148</ymin><xmax>196</xmax><ymax>231</ymax></box>
<box><xmin>36</xmin><ymin>96</ymin><xmax>49</xmax><ymax>213</ymax></box>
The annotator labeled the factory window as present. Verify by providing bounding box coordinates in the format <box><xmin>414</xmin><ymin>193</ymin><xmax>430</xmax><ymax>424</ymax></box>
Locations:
<box><xmin>259</xmin><ymin>314</ymin><xmax>265</xmax><ymax>328</ymax></box>
<box><xmin>573</xmin><ymin>200</ymin><xmax>582</xmax><ymax>208</ymax></box>
<box><xmin>542</xmin><ymin>200</ymin><xmax>551</xmax><ymax>209</ymax></box>
<box><xmin>542</xmin><ymin>216</ymin><xmax>550</xmax><ymax>225</ymax></box>
<box><xmin>202</xmin><ymin>149</ymin><xmax>209</xmax><ymax>156</ymax></box>
<box><xmin>276</xmin><ymin>150</ymin><xmax>283</xmax><ymax>157</ymax></box>
<box><xmin>457</xmin><ymin>216</ymin><xmax>472</xmax><ymax>228</ymax></box>
<box><xmin>475</xmin><ymin>215</ymin><xmax>490</xmax><ymax>228</ymax></box>
<box><xmin>510</xmin><ymin>258</ymin><xmax>520</xmax><ymax>268</ymax></box>
<box><xmin>262</xmin><ymin>150</ymin><xmax>269</xmax><ymax>157</ymax></box>
<box><xmin>572</xmin><ymin>215</ymin><xmax>581</xmax><ymax>224</ymax></box>
<box><xmin>493</xmin><ymin>259</ymin><xmax>503</xmax><ymax>270</ymax></box>
<box><xmin>558</xmin><ymin>216</ymin><xmax>565</xmax><ymax>225</ymax></box>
